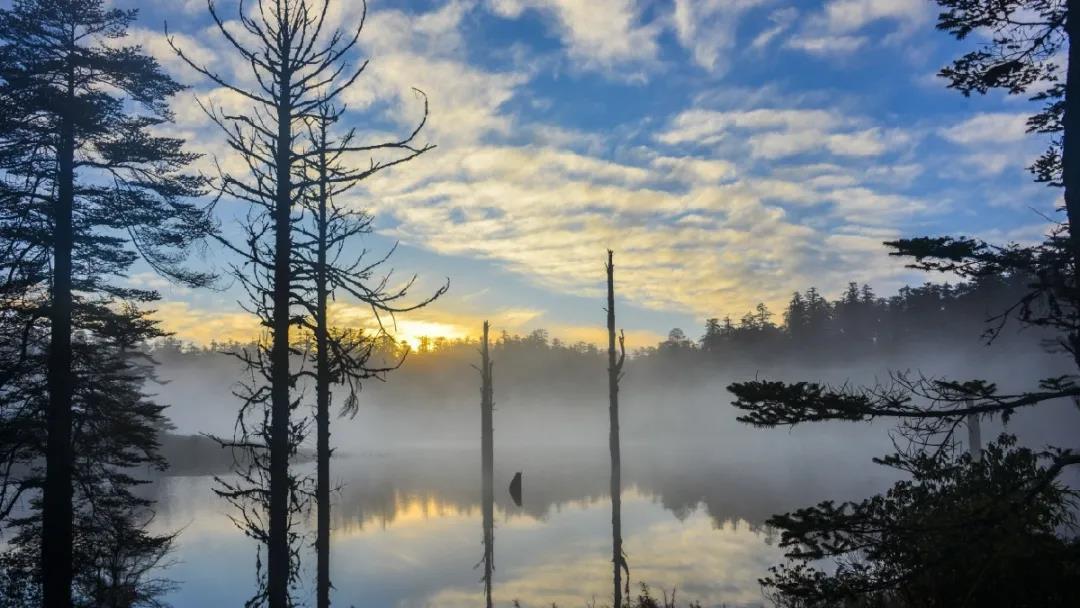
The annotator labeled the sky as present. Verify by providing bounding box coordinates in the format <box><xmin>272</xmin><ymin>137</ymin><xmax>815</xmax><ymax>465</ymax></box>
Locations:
<box><xmin>120</xmin><ymin>0</ymin><xmax>1059</xmax><ymax>349</ymax></box>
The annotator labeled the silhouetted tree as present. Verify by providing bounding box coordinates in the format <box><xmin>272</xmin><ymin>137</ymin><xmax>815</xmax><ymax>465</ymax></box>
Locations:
<box><xmin>936</xmin><ymin>0</ymin><xmax>1077</xmax><ymax>252</ymax></box>
<box><xmin>761</xmin><ymin>436</ymin><xmax>1080</xmax><ymax>607</ymax></box>
<box><xmin>295</xmin><ymin>98</ymin><xmax>442</xmax><ymax>608</ymax></box>
<box><xmin>477</xmin><ymin>321</ymin><xmax>494</xmax><ymax>608</ymax></box>
<box><xmin>699</xmin><ymin>318</ymin><xmax>723</xmax><ymax>353</ymax></box>
<box><xmin>727</xmin><ymin>1</ymin><xmax>1080</xmax><ymax>603</ymax></box>
<box><xmin>605</xmin><ymin>251</ymin><xmax>628</xmax><ymax>608</ymax></box>
<box><xmin>0</xmin><ymin>302</ymin><xmax>182</xmax><ymax>608</ymax></box>
<box><xmin>0</xmin><ymin>1</ymin><xmax>210</xmax><ymax>605</ymax></box>
<box><xmin>169</xmin><ymin>1</ymin><xmax>392</xmax><ymax>603</ymax></box>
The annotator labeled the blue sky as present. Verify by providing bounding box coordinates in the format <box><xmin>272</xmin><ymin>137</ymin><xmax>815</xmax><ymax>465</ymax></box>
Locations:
<box><xmin>122</xmin><ymin>0</ymin><xmax>1059</xmax><ymax>347</ymax></box>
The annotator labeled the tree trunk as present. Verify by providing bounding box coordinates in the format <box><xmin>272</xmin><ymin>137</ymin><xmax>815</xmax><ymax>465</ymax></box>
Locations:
<box><xmin>1064</xmin><ymin>0</ymin><xmax>1080</xmax><ymax>279</ymax></box>
<box><xmin>480</xmin><ymin>321</ymin><xmax>494</xmax><ymax>608</ymax></box>
<box><xmin>606</xmin><ymin>251</ymin><xmax>625</xmax><ymax>608</ymax></box>
<box><xmin>267</xmin><ymin>80</ymin><xmax>293</xmax><ymax>608</ymax></box>
<box><xmin>42</xmin><ymin>58</ymin><xmax>76</xmax><ymax>608</ymax></box>
<box><xmin>966</xmin><ymin>410</ymin><xmax>982</xmax><ymax>463</ymax></box>
<box><xmin>315</xmin><ymin>138</ymin><xmax>331</xmax><ymax>608</ymax></box>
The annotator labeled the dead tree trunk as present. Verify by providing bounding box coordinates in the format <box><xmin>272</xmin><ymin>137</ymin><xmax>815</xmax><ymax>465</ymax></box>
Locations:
<box><xmin>480</xmin><ymin>321</ymin><xmax>495</xmax><ymax>608</ymax></box>
<box><xmin>606</xmin><ymin>250</ymin><xmax>627</xmax><ymax>608</ymax></box>
<box><xmin>314</xmin><ymin>118</ymin><xmax>332</xmax><ymax>608</ymax></box>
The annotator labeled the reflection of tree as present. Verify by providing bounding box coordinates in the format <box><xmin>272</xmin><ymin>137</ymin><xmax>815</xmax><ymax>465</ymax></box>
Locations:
<box><xmin>220</xmin><ymin>447</ymin><xmax>890</xmax><ymax>533</ymax></box>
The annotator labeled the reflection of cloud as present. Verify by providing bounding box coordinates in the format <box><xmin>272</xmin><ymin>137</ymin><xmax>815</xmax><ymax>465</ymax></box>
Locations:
<box><xmin>426</xmin><ymin>495</ymin><xmax>782</xmax><ymax>608</ymax></box>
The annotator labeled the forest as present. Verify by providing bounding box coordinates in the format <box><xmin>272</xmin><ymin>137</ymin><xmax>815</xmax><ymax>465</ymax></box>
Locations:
<box><xmin>1</xmin><ymin>1</ymin><xmax>1079</xmax><ymax>608</ymax></box>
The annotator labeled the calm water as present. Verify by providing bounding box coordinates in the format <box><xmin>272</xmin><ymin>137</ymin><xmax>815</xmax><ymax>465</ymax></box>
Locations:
<box><xmin>147</xmin><ymin>443</ymin><xmax>892</xmax><ymax>608</ymax></box>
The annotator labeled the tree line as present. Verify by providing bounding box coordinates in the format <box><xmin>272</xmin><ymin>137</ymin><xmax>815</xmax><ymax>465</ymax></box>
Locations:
<box><xmin>146</xmin><ymin>271</ymin><xmax>1048</xmax><ymax>414</ymax></box>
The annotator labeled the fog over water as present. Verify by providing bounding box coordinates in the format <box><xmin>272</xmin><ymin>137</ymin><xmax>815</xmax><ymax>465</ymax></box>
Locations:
<box><xmin>142</xmin><ymin>325</ymin><xmax>1080</xmax><ymax>607</ymax></box>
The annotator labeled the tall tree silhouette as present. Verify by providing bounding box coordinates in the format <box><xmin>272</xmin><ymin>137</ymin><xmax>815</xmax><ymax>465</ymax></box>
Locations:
<box><xmin>171</xmin><ymin>1</ymin><xmax>436</xmax><ymax>603</ymax></box>
<box><xmin>295</xmin><ymin>100</ymin><xmax>441</xmax><ymax>608</ymax></box>
<box><xmin>476</xmin><ymin>321</ymin><xmax>494</xmax><ymax>608</ymax></box>
<box><xmin>605</xmin><ymin>250</ymin><xmax>628</xmax><ymax>608</ymax></box>
<box><xmin>0</xmin><ymin>303</ymin><xmax>182</xmax><ymax>607</ymax></box>
<box><xmin>0</xmin><ymin>1</ymin><xmax>210</xmax><ymax>605</ymax></box>
<box><xmin>726</xmin><ymin>1</ymin><xmax>1080</xmax><ymax>602</ymax></box>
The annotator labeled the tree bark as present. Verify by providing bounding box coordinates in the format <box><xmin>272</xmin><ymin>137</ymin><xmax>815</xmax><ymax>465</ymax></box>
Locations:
<box><xmin>42</xmin><ymin>51</ymin><xmax>76</xmax><ymax>608</ymax></box>
<box><xmin>268</xmin><ymin>73</ymin><xmax>293</xmax><ymax>608</ymax></box>
<box><xmin>606</xmin><ymin>251</ymin><xmax>625</xmax><ymax>608</ymax></box>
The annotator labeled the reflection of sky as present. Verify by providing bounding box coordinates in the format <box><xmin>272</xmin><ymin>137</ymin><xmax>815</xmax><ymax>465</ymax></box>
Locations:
<box><xmin>152</xmin><ymin>475</ymin><xmax>782</xmax><ymax>608</ymax></box>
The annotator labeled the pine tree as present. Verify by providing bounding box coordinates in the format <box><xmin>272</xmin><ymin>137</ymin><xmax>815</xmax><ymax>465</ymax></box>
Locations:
<box><xmin>0</xmin><ymin>2</ymin><xmax>210</xmax><ymax>605</ymax></box>
<box><xmin>0</xmin><ymin>301</ymin><xmax>182</xmax><ymax>607</ymax></box>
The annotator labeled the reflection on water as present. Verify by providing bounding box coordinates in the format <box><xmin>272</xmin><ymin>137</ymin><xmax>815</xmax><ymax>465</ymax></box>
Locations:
<box><xmin>148</xmin><ymin>445</ymin><xmax>892</xmax><ymax>607</ymax></box>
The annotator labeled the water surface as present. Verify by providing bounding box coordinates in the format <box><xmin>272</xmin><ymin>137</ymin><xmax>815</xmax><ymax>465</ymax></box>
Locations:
<box><xmin>150</xmin><ymin>443</ymin><xmax>892</xmax><ymax>607</ymax></box>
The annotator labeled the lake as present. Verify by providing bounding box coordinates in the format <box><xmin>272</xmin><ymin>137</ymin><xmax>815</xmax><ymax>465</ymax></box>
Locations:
<box><xmin>147</xmin><ymin>441</ymin><xmax>895</xmax><ymax>607</ymax></box>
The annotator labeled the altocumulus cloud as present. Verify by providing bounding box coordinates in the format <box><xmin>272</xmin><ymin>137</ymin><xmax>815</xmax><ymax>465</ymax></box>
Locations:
<box><xmin>127</xmin><ymin>0</ymin><xmax>1058</xmax><ymax>342</ymax></box>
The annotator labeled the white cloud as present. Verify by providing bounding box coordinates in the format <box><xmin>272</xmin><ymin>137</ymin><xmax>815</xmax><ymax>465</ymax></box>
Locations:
<box><xmin>656</xmin><ymin>108</ymin><xmax>906</xmax><ymax>160</ymax></box>
<box><xmin>751</xmin><ymin>7</ymin><xmax>799</xmax><ymax>50</ymax></box>
<box><xmin>671</xmin><ymin>0</ymin><xmax>772</xmax><ymax>72</ymax></box>
<box><xmin>940</xmin><ymin>112</ymin><xmax>1031</xmax><ymax>145</ymax></box>
<box><xmin>820</xmin><ymin>0</ymin><xmax>929</xmax><ymax>33</ymax></box>
<box><xmin>785</xmin><ymin>0</ymin><xmax>931</xmax><ymax>56</ymax></box>
<box><xmin>784</xmin><ymin>34</ymin><xmax>866</xmax><ymax>55</ymax></box>
<box><xmin>486</xmin><ymin>0</ymin><xmax>660</xmax><ymax>73</ymax></box>
<box><xmin>355</xmin><ymin>135</ymin><xmax>922</xmax><ymax>319</ymax></box>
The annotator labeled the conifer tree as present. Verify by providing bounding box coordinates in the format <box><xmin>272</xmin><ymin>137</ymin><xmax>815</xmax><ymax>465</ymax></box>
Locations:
<box><xmin>0</xmin><ymin>2</ymin><xmax>210</xmax><ymax>605</ymax></box>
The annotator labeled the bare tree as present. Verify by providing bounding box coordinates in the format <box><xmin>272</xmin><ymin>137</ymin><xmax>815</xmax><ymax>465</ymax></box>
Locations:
<box><xmin>605</xmin><ymin>250</ymin><xmax>628</xmax><ymax>608</ymax></box>
<box><xmin>167</xmin><ymin>0</ymin><xmax>398</xmax><ymax>604</ymax></box>
<box><xmin>295</xmin><ymin>100</ymin><xmax>443</xmax><ymax>608</ymax></box>
<box><xmin>475</xmin><ymin>321</ymin><xmax>494</xmax><ymax>608</ymax></box>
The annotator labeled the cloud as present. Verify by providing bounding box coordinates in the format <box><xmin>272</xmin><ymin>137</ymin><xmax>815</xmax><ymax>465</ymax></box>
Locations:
<box><xmin>357</xmin><ymin>136</ymin><xmax>919</xmax><ymax>321</ymax></box>
<box><xmin>486</xmin><ymin>0</ymin><xmax>660</xmax><ymax>73</ymax></box>
<box><xmin>785</xmin><ymin>0</ymin><xmax>931</xmax><ymax>56</ymax></box>
<box><xmin>332</xmin><ymin>2</ymin><xmax>530</xmax><ymax>146</ymax></box>
<box><xmin>152</xmin><ymin>301</ymin><xmax>261</xmax><ymax>345</ymax></box>
<box><xmin>821</xmin><ymin>0</ymin><xmax>929</xmax><ymax>33</ymax></box>
<box><xmin>655</xmin><ymin>108</ymin><xmax>907</xmax><ymax>160</ymax></box>
<box><xmin>939</xmin><ymin>112</ymin><xmax>1032</xmax><ymax>145</ymax></box>
<box><xmin>144</xmin><ymin>1</ymin><xmax>968</xmax><ymax>343</ymax></box>
<box><xmin>671</xmin><ymin>0</ymin><xmax>772</xmax><ymax>72</ymax></box>
<box><xmin>751</xmin><ymin>7</ymin><xmax>799</xmax><ymax>50</ymax></box>
<box><xmin>784</xmin><ymin>34</ymin><xmax>866</xmax><ymax>55</ymax></box>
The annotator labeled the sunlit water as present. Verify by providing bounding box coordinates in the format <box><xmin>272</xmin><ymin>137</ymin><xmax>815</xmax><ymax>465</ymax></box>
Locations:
<box><xmin>146</xmin><ymin>444</ymin><xmax>893</xmax><ymax>608</ymax></box>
